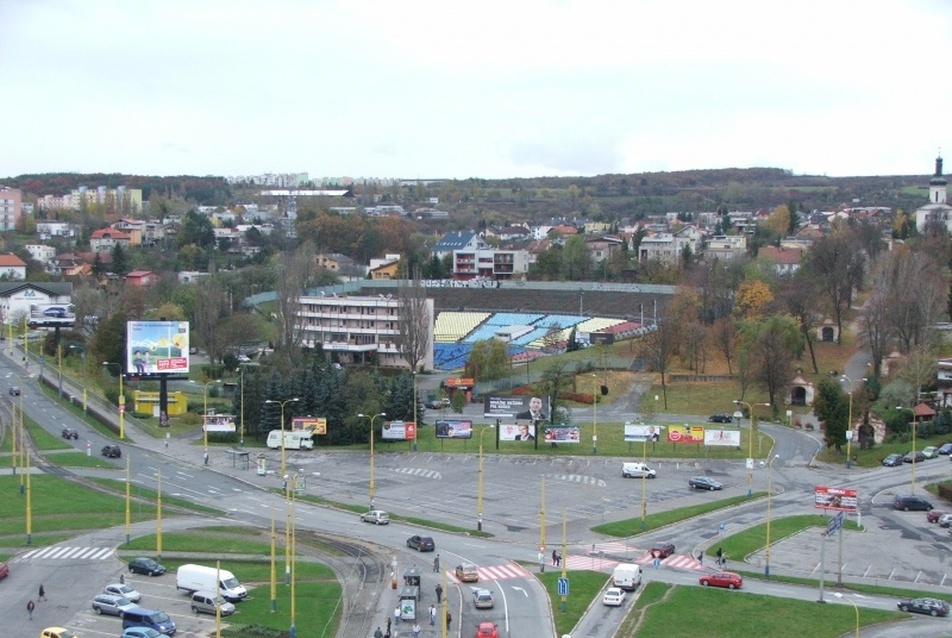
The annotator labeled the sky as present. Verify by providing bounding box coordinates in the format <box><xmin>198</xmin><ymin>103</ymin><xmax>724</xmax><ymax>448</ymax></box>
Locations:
<box><xmin>2</xmin><ymin>0</ymin><xmax>951</xmax><ymax>181</ymax></box>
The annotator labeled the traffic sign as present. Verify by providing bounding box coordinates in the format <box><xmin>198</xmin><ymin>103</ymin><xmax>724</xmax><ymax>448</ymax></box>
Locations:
<box><xmin>827</xmin><ymin>511</ymin><xmax>844</xmax><ymax>536</ymax></box>
<box><xmin>557</xmin><ymin>577</ymin><xmax>569</xmax><ymax>596</ymax></box>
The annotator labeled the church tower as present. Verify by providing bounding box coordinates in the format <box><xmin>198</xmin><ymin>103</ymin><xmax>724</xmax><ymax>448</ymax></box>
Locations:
<box><xmin>929</xmin><ymin>153</ymin><xmax>947</xmax><ymax>204</ymax></box>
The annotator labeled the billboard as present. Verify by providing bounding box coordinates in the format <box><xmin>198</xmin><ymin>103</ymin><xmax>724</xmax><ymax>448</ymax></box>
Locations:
<box><xmin>483</xmin><ymin>394</ymin><xmax>550</xmax><ymax>421</ymax></box>
<box><xmin>28</xmin><ymin>303</ymin><xmax>76</xmax><ymax>328</ymax></box>
<box><xmin>203</xmin><ymin>414</ymin><xmax>236</xmax><ymax>433</ymax></box>
<box><xmin>814</xmin><ymin>486</ymin><xmax>858</xmax><ymax>513</ymax></box>
<box><xmin>624</xmin><ymin>423</ymin><xmax>663</xmax><ymax>443</ymax></box>
<box><xmin>126</xmin><ymin>321</ymin><xmax>190</xmax><ymax>375</ymax></box>
<box><xmin>667</xmin><ymin>425</ymin><xmax>705</xmax><ymax>444</ymax></box>
<box><xmin>292</xmin><ymin>417</ymin><xmax>327</xmax><ymax>435</ymax></box>
<box><xmin>704</xmin><ymin>429</ymin><xmax>741</xmax><ymax>447</ymax></box>
<box><xmin>500</xmin><ymin>423</ymin><xmax>537</xmax><ymax>442</ymax></box>
<box><xmin>382</xmin><ymin>420</ymin><xmax>417</xmax><ymax>441</ymax></box>
<box><xmin>543</xmin><ymin>425</ymin><xmax>580</xmax><ymax>443</ymax></box>
<box><xmin>435</xmin><ymin>419</ymin><xmax>473</xmax><ymax>439</ymax></box>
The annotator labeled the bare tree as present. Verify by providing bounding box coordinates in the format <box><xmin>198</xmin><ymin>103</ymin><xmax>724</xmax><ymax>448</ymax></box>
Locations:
<box><xmin>193</xmin><ymin>275</ymin><xmax>229</xmax><ymax>364</ymax></box>
<box><xmin>884</xmin><ymin>250</ymin><xmax>944</xmax><ymax>353</ymax></box>
<box><xmin>803</xmin><ymin>231</ymin><xmax>865</xmax><ymax>345</ymax></box>
<box><xmin>710</xmin><ymin>316</ymin><xmax>739</xmax><ymax>375</ymax></box>
<box><xmin>274</xmin><ymin>242</ymin><xmax>316</xmax><ymax>368</ymax></box>
<box><xmin>638</xmin><ymin>311</ymin><xmax>680</xmax><ymax>409</ymax></box>
<box><xmin>738</xmin><ymin>315</ymin><xmax>803</xmax><ymax>409</ymax></box>
<box><xmin>777</xmin><ymin>269</ymin><xmax>824</xmax><ymax>374</ymax></box>
<box><xmin>396</xmin><ymin>273</ymin><xmax>433</xmax><ymax>372</ymax></box>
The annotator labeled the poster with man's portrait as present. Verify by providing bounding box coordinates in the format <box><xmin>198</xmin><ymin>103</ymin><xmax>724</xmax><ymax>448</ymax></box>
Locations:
<box><xmin>500</xmin><ymin>423</ymin><xmax>536</xmax><ymax>441</ymax></box>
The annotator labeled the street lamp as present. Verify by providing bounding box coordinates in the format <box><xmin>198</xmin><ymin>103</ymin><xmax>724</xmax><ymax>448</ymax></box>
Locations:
<box><xmin>357</xmin><ymin>412</ymin><xmax>386</xmax><ymax>509</ymax></box>
<box><xmin>591</xmin><ymin>374</ymin><xmax>598</xmax><ymax>455</ymax></box>
<box><xmin>477</xmin><ymin>424</ymin><xmax>496</xmax><ymax>531</ymax></box>
<box><xmin>734</xmin><ymin>399</ymin><xmax>770</xmax><ymax>496</ymax></box>
<box><xmin>832</xmin><ymin>592</ymin><xmax>860</xmax><ymax>638</ymax></box>
<box><xmin>897</xmin><ymin>405</ymin><xmax>917</xmax><ymax>493</ymax></box>
<box><xmin>193</xmin><ymin>379</ymin><xmax>223</xmax><ymax>451</ymax></box>
<box><xmin>641</xmin><ymin>424</ymin><xmax>649</xmax><ymax>531</ymax></box>
<box><xmin>7</xmin><ymin>372</ymin><xmax>28</xmax><ymax>492</ymax></box>
<box><xmin>265</xmin><ymin>398</ymin><xmax>299</xmax><ymax>478</ymax></box>
<box><xmin>841</xmin><ymin>375</ymin><xmax>866</xmax><ymax>469</ymax></box>
<box><xmin>764</xmin><ymin>453</ymin><xmax>780</xmax><ymax>576</ymax></box>
<box><xmin>102</xmin><ymin>361</ymin><xmax>125</xmax><ymax>439</ymax></box>
<box><xmin>69</xmin><ymin>345</ymin><xmax>87</xmax><ymax>414</ymax></box>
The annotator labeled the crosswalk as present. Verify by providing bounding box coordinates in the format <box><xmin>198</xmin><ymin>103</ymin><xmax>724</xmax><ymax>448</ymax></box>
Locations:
<box><xmin>561</xmin><ymin>540</ymin><xmax>706</xmax><ymax>573</ymax></box>
<box><xmin>15</xmin><ymin>545</ymin><xmax>115</xmax><ymax>563</ymax></box>
<box><xmin>447</xmin><ymin>562</ymin><xmax>533</xmax><ymax>583</ymax></box>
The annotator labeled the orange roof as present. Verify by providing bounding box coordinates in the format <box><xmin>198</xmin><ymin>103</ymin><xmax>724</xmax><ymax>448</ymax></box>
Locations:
<box><xmin>0</xmin><ymin>253</ymin><xmax>26</xmax><ymax>267</ymax></box>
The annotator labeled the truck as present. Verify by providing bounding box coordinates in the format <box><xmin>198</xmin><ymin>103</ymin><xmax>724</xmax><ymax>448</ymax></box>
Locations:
<box><xmin>612</xmin><ymin>563</ymin><xmax>642</xmax><ymax>591</ymax></box>
<box><xmin>266</xmin><ymin>429</ymin><xmax>314</xmax><ymax>450</ymax></box>
<box><xmin>176</xmin><ymin>563</ymin><xmax>247</xmax><ymax>601</ymax></box>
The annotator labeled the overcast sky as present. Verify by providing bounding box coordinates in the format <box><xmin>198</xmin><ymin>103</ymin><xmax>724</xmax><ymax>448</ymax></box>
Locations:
<box><xmin>3</xmin><ymin>0</ymin><xmax>950</xmax><ymax>181</ymax></box>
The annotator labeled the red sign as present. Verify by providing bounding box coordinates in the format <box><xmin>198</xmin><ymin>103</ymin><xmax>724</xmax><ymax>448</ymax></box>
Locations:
<box><xmin>814</xmin><ymin>486</ymin><xmax>857</xmax><ymax>513</ymax></box>
<box><xmin>406</xmin><ymin>421</ymin><xmax>416</xmax><ymax>440</ymax></box>
<box><xmin>667</xmin><ymin>425</ymin><xmax>704</xmax><ymax>444</ymax></box>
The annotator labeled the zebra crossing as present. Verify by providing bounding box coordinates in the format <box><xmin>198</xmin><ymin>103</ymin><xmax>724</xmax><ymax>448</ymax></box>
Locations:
<box><xmin>447</xmin><ymin>562</ymin><xmax>532</xmax><ymax>583</ymax></box>
<box><xmin>392</xmin><ymin>467</ymin><xmax>442</xmax><ymax>480</ymax></box>
<box><xmin>561</xmin><ymin>540</ymin><xmax>705</xmax><ymax>573</ymax></box>
<box><xmin>15</xmin><ymin>545</ymin><xmax>115</xmax><ymax>563</ymax></box>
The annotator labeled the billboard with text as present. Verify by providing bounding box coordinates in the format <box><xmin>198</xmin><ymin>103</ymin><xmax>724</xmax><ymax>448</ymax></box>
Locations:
<box><xmin>126</xmin><ymin>321</ymin><xmax>190</xmax><ymax>375</ymax></box>
<box><xmin>814</xmin><ymin>486</ymin><xmax>858</xmax><ymax>513</ymax></box>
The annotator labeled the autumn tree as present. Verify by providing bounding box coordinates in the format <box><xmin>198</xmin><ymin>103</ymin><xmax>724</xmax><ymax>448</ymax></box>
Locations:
<box><xmin>763</xmin><ymin>204</ymin><xmax>790</xmax><ymax>237</ymax></box>
<box><xmin>776</xmin><ymin>268</ymin><xmax>824</xmax><ymax>373</ymax></box>
<box><xmin>464</xmin><ymin>339</ymin><xmax>510</xmax><ymax>382</ymax></box>
<box><xmin>733</xmin><ymin>279</ymin><xmax>773</xmax><ymax>320</ymax></box>
<box><xmin>738</xmin><ymin>314</ymin><xmax>803</xmax><ymax>408</ymax></box>
<box><xmin>801</xmin><ymin>231</ymin><xmax>865</xmax><ymax>345</ymax></box>
<box><xmin>274</xmin><ymin>242</ymin><xmax>316</xmax><ymax>368</ymax></box>
<box><xmin>396</xmin><ymin>273</ymin><xmax>433</xmax><ymax>373</ymax></box>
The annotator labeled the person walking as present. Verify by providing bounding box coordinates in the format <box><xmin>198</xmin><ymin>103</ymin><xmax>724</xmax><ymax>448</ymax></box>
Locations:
<box><xmin>203</xmin><ymin>450</ymin><xmax>209</xmax><ymax>466</ymax></box>
<box><xmin>716</xmin><ymin>547</ymin><xmax>723</xmax><ymax>567</ymax></box>
<box><xmin>119</xmin><ymin>573</ymin><xmax>125</xmax><ymax>585</ymax></box>
<box><xmin>433</xmin><ymin>553</ymin><xmax>440</xmax><ymax>573</ymax></box>
<box><xmin>393</xmin><ymin>604</ymin><xmax>401</xmax><ymax>624</ymax></box>
<box><xmin>435</xmin><ymin>583</ymin><xmax>443</xmax><ymax>603</ymax></box>
<box><xmin>374</xmin><ymin>627</ymin><xmax>384</xmax><ymax>638</ymax></box>
<box><xmin>446</xmin><ymin>610</ymin><xmax>452</xmax><ymax>631</ymax></box>
<box><xmin>411</xmin><ymin>621</ymin><xmax>421</xmax><ymax>638</ymax></box>
<box><xmin>38</xmin><ymin>584</ymin><xmax>46</xmax><ymax>601</ymax></box>
<box><xmin>428</xmin><ymin>603</ymin><xmax>436</xmax><ymax>626</ymax></box>
<box><xmin>386</xmin><ymin>617</ymin><xmax>391</xmax><ymax>636</ymax></box>
<box><xmin>552</xmin><ymin>549</ymin><xmax>558</xmax><ymax>566</ymax></box>
<box><xmin>27</xmin><ymin>599</ymin><xmax>35</xmax><ymax>620</ymax></box>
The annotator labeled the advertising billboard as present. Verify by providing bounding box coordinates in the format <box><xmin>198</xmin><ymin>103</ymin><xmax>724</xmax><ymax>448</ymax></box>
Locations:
<box><xmin>203</xmin><ymin>414</ymin><xmax>236</xmax><ymax>433</ymax></box>
<box><xmin>624</xmin><ymin>423</ymin><xmax>663</xmax><ymax>443</ymax></box>
<box><xmin>483</xmin><ymin>394</ymin><xmax>550</xmax><ymax>421</ymax></box>
<box><xmin>435</xmin><ymin>419</ymin><xmax>473</xmax><ymax>439</ymax></box>
<box><xmin>292</xmin><ymin>417</ymin><xmax>327</xmax><ymax>435</ymax></box>
<box><xmin>704</xmin><ymin>429</ymin><xmax>741</xmax><ymax>447</ymax></box>
<box><xmin>126</xmin><ymin>321</ymin><xmax>190</xmax><ymax>375</ymax></box>
<box><xmin>667</xmin><ymin>425</ymin><xmax>705</xmax><ymax>444</ymax></box>
<box><xmin>382</xmin><ymin>420</ymin><xmax>417</xmax><ymax>441</ymax></box>
<box><xmin>814</xmin><ymin>486</ymin><xmax>858</xmax><ymax>513</ymax></box>
<box><xmin>543</xmin><ymin>425</ymin><xmax>580</xmax><ymax>443</ymax></box>
<box><xmin>500</xmin><ymin>423</ymin><xmax>537</xmax><ymax>442</ymax></box>
<box><xmin>28</xmin><ymin>303</ymin><xmax>76</xmax><ymax>328</ymax></box>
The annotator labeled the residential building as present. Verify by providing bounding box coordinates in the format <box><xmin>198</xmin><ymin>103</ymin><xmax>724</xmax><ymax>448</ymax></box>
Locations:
<box><xmin>125</xmin><ymin>270</ymin><xmax>157</xmax><ymax>287</ymax></box>
<box><xmin>0</xmin><ymin>281</ymin><xmax>72</xmax><ymax>324</ymax></box>
<box><xmin>702</xmin><ymin>234</ymin><xmax>748</xmax><ymax>261</ymax></box>
<box><xmin>295</xmin><ymin>294</ymin><xmax>434</xmax><ymax>370</ymax></box>
<box><xmin>36</xmin><ymin>221</ymin><xmax>75</xmax><ymax>239</ymax></box>
<box><xmin>90</xmin><ymin>228</ymin><xmax>133</xmax><ymax>252</ymax></box>
<box><xmin>24</xmin><ymin>244</ymin><xmax>56</xmax><ymax>269</ymax></box>
<box><xmin>585</xmin><ymin>236</ymin><xmax>625</xmax><ymax>263</ymax></box>
<box><xmin>431</xmin><ymin>232</ymin><xmax>490</xmax><ymax>260</ymax></box>
<box><xmin>452</xmin><ymin>248</ymin><xmax>529</xmax><ymax>280</ymax></box>
<box><xmin>0</xmin><ymin>254</ymin><xmax>27</xmax><ymax>280</ymax></box>
<box><xmin>0</xmin><ymin>187</ymin><xmax>22</xmax><ymax>231</ymax></box>
<box><xmin>757</xmin><ymin>246</ymin><xmax>802</xmax><ymax>275</ymax></box>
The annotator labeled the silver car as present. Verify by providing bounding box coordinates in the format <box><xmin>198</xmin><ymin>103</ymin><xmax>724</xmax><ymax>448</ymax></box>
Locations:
<box><xmin>104</xmin><ymin>582</ymin><xmax>142</xmax><ymax>603</ymax></box>
<box><xmin>92</xmin><ymin>593</ymin><xmax>137</xmax><ymax>616</ymax></box>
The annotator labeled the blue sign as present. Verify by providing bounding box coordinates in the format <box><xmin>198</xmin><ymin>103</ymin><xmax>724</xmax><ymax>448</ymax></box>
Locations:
<box><xmin>557</xmin><ymin>577</ymin><xmax>569</xmax><ymax>596</ymax></box>
<box><xmin>827</xmin><ymin>511</ymin><xmax>844</xmax><ymax>536</ymax></box>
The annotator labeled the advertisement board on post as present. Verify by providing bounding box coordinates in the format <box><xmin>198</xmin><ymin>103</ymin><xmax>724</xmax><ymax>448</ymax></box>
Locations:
<box><xmin>500</xmin><ymin>423</ymin><xmax>536</xmax><ymax>442</ymax></box>
<box><xmin>435</xmin><ymin>420</ymin><xmax>473</xmax><ymax>439</ymax></box>
<box><xmin>667</xmin><ymin>425</ymin><xmax>705</xmax><ymax>444</ymax></box>
<box><xmin>623</xmin><ymin>423</ymin><xmax>663</xmax><ymax>442</ymax></box>
<box><xmin>382</xmin><ymin>420</ymin><xmax>417</xmax><ymax>441</ymax></box>
<box><xmin>543</xmin><ymin>425</ymin><xmax>580</xmax><ymax>443</ymax></box>
<box><xmin>704</xmin><ymin>429</ymin><xmax>741</xmax><ymax>447</ymax></box>
<box><xmin>126</xmin><ymin>321</ymin><xmax>190</xmax><ymax>375</ymax></box>
<box><xmin>292</xmin><ymin>417</ymin><xmax>327</xmax><ymax>435</ymax></box>
<box><xmin>814</xmin><ymin>486</ymin><xmax>858</xmax><ymax>513</ymax></box>
<box><xmin>203</xmin><ymin>414</ymin><xmax>236</xmax><ymax>433</ymax></box>
<box><xmin>483</xmin><ymin>394</ymin><xmax>550</xmax><ymax>421</ymax></box>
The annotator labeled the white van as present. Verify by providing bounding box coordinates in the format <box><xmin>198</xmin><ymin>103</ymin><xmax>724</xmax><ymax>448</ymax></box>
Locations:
<box><xmin>621</xmin><ymin>462</ymin><xmax>656</xmax><ymax>479</ymax></box>
<box><xmin>612</xmin><ymin>563</ymin><xmax>642</xmax><ymax>591</ymax></box>
<box><xmin>176</xmin><ymin>564</ymin><xmax>247</xmax><ymax>602</ymax></box>
<box><xmin>266</xmin><ymin>429</ymin><xmax>314</xmax><ymax>450</ymax></box>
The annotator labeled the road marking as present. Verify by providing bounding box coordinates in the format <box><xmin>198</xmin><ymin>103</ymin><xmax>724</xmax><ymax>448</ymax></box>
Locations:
<box><xmin>17</xmin><ymin>545</ymin><xmax>115</xmax><ymax>562</ymax></box>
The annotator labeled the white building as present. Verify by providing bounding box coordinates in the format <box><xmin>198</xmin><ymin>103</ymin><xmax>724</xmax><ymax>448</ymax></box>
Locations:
<box><xmin>915</xmin><ymin>154</ymin><xmax>951</xmax><ymax>233</ymax></box>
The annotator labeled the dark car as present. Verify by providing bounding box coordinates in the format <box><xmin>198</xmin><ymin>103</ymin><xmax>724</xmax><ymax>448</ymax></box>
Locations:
<box><xmin>128</xmin><ymin>556</ymin><xmax>166</xmax><ymax>576</ymax></box>
<box><xmin>894</xmin><ymin>495</ymin><xmax>933</xmax><ymax>512</ymax></box>
<box><xmin>882</xmin><ymin>453</ymin><xmax>903</xmax><ymax>467</ymax></box>
<box><xmin>897</xmin><ymin>597</ymin><xmax>950</xmax><ymax>616</ymax></box>
<box><xmin>708</xmin><ymin>413</ymin><xmax>733</xmax><ymax>423</ymax></box>
<box><xmin>939</xmin><ymin>443</ymin><xmax>952</xmax><ymax>455</ymax></box>
<box><xmin>903</xmin><ymin>450</ymin><xmax>926</xmax><ymax>463</ymax></box>
<box><xmin>406</xmin><ymin>535</ymin><xmax>435</xmax><ymax>552</ymax></box>
<box><xmin>101</xmin><ymin>444</ymin><xmax>122</xmax><ymax>458</ymax></box>
<box><xmin>62</xmin><ymin>427</ymin><xmax>79</xmax><ymax>439</ymax></box>
<box><xmin>9</xmin><ymin>386</ymin><xmax>20</xmax><ymax>396</ymax></box>
<box><xmin>689</xmin><ymin>476</ymin><xmax>723</xmax><ymax>491</ymax></box>
<box><xmin>650</xmin><ymin>542</ymin><xmax>675</xmax><ymax>559</ymax></box>
<box><xmin>699</xmin><ymin>571</ymin><xmax>743</xmax><ymax>589</ymax></box>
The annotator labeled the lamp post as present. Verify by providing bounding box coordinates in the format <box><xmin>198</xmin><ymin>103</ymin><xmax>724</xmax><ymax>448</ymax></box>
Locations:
<box><xmin>102</xmin><ymin>361</ymin><xmax>125</xmax><ymax>439</ymax></box>
<box><xmin>70</xmin><ymin>345</ymin><xmax>87</xmax><ymax>414</ymax></box>
<box><xmin>764</xmin><ymin>453</ymin><xmax>780</xmax><ymax>576</ymax></box>
<box><xmin>591</xmin><ymin>373</ymin><xmax>598</xmax><ymax>455</ymax></box>
<box><xmin>477</xmin><ymin>425</ymin><xmax>496</xmax><ymax>532</ymax></box>
<box><xmin>265</xmin><ymin>398</ymin><xmax>299</xmax><ymax>479</ymax></box>
<box><xmin>841</xmin><ymin>375</ymin><xmax>866</xmax><ymax>469</ymax></box>
<box><xmin>734</xmin><ymin>399</ymin><xmax>770</xmax><ymax>496</ymax></box>
<box><xmin>412</xmin><ymin>371</ymin><xmax>418</xmax><ymax>452</ymax></box>
<box><xmin>7</xmin><ymin>372</ymin><xmax>32</xmax><ymax>543</ymax></box>
<box><xmin>641</xmin><ymin>425</ymin><xmax>649</xmax><ymax>531</ymax></box>
<box><xmin>897</xmin><ymin>405</ymin><xmax>917</xmax><ymax>493</ymax></box>
<box><xmin>6</xmin><ymin>372</ymin><xmax>27</xmax><ymax>491</ymax></box>
<box><xmin>193</xmin><ymin>379</ymin><xmax>223</xmax><ymax>451</ymax></box>
<box><xmin>833</xmin><ymin>593</ymin><xmax>860</xmax><ymax>638</ymax></box>
<box><xmin>238</xmin><ymin>366</ymin><xmax>245</xmax><ymax>447</ymax></box>
<box><xmin>357</xmin><ymin>412</ymin><xmax>386</xmax><ymax>509</ymax></box>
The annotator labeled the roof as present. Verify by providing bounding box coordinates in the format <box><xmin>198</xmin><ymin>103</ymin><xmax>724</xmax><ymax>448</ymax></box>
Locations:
<box><xmin>433</xmin><ymin>232</ymin><xmax>480</xmax><ymax>250</ymax></box>
<box><xmin>126</xmin><ymin>270</ymin><xmax>154</xmax><ymax>278</ymax></box>
<box><xmin>0</xmin><ymin>253</ymin><xmax>26</xmax><ymax>267</ymax></box>
<box><xmin>757</xmin><ymin>246</ymin><xmax>802</xmax><ymax>265</ymax></box>
<box><xmin>91</xmin><ymin>228</ymin><xmax>132</xmax><ymax>240</ymax></box>
<box><xmin>0</xmin><ymin>281</ymin><xmax>72</xmax><ymax>297</ymax></box>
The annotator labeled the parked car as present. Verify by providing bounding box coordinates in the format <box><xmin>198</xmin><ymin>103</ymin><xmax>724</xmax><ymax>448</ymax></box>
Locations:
<box><xmin>0</xmin><ymin>560</ymin><xmax>8</xmax><ymax>579</ymax></box>
<box><xmin>937</xmin><ymin>513</ymin><xmax>952</xmax><ymax>528</ymax></box>
<box><xmin>922</xmin><ymin>446</ymin><xmax>939</xmax><ymax>459</ymax></box>
<box><xmin>426</xmin><ymin>397</ymin><xmax>451</xmax><ymax>409</ymax></box>
<box><xmin>476</xmin><ymin>622</ymin><xmax>499</xmax><ymax>638</ymax></box>
<box><xmin>472</xmin><ymin>588</ymin><xmax>494</xmax><ymax>609</ymax></box>
<box><xmin>121</xmin><ymin>629</ymin><xmax>163</xmax><ymax>638</ymax></box>
<box><xmin>101</xmin><ymin>444</ymin><xmax>122</xmax><ymax>458</ymax></box>
<box><xmin>190</xmin><ymin>590</ymin><xmax>236</xmax><ymax>616</ymax></box>
<box><xmin>927</xmin><ymin>510</ymin><xmax>947</xmax><ymax>523</ymax></box>
<box><xmin>689</xmin><ymin>476</ymin><xmax>723</xmax><ymax>491</ymax></box>
<box><xmin>359</xmin><ymin>510</ymin><xmax>389</xmax><ymax>525</ymax></box>
<box><xmin>938</xmin><ymin>443</ymin><xmax>952</xmax><ymax>455</ymax></box>
<box><xmin>92</xmin><ymin>593</ymin><xmax>137</xmax><ymax>616</ymax></box>
<box><xmin>893</xmin><ymin>495</ymin><xmax>934</xmax><ymax>512</ymax></box>
<box><xmin>40</xmin><ymin>629</ymin><xmax>79</xmax><ymax>638</ymax></box>
<box><xmin>699</xmin><ymin>571</ymin><xmax>743</xmax><ymax>589</ymax></box>
<box><xmin>104</xmin><ymin>582</ymin><xmax>142</xmax><ymax>603</ymax></box>
<box><xmin>882</xmin><ymin>453</ymin><xmax>904</xmax><ymax>467</ymax></box>
<box><xmin>406</xmin><ymin>535</ymin><xmax>435</xmax><ymax>552</ymax></box>
<box><xmin>9</xmin><ymin>386</ymin><xmax>20</xmax><ymax>396</ymax></box>
<box><xmin>650</xmin><ymin>542</ymin><xmax>675</xmax><ymax>559</ymax></box>
<box><xmin>455</xmin><ymin>563</ymin><xmax>479</xmax><ymax>582</ymax></box>
<box><xmin>128</xmin><ymin>556</ymin><xmax>166</xmax><ymax>576</ymax></box>
<box><xmin>61</xmin><ymin>427</ymin><xmax>79</xmax><ymax>439</ymax></box>
<box><xmin>602</xmin><ymin>586</ymin><xmax>627</xmax><ymax>606</ymax></box>
<box><xmin>708</xmin><ymin>412</ymin><xmax>733</xmax><ymax>423</ymax></box>
<box><xmin>897</xmin><ymin>597</ymin><xmax>950</xmax><ymax>616</ymax></box>
<box><xmin>904</xmin><ymin>450</ymin><xmax>926</xmax><ymax>463</ymax></box>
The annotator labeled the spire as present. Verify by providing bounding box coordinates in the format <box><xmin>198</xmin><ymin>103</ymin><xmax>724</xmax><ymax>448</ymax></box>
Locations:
<box><xmin>935</xmin><ymin>150</ymin><xmax>943</xmax><ymax>178</ymax></box>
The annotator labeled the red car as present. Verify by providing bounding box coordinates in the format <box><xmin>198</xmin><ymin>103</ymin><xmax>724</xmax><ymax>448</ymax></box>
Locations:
<box><xmin>650</xmin><ymin>542</ymin><xmax>675</xmax><ymax>559</ymax></box>
<box><xmin>699</xmin><ymin>571</ymin><xmax>743</xmax><ymax>589</ymax></box>
<box><xmin>0</xmin><ymin>560</ymin><xmax>8</xmax><ymax>579</ymax></box>
<box><xmin>476</xmin><ymin>621</ymin><xmax>499</xmax><ymax>638</ymax></box>
<box><xmin>928</xmin><ymin>510</ymin><xmax>947</xmax><ymax>523</ymax></box>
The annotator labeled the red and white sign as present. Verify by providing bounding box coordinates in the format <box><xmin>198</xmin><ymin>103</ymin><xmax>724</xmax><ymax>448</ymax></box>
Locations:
<box><xmin>814</xmin><ymin>486</ymin><xmax>858</xmax><ymax>513</ymax></box>
<box><xmin>667</xmin><ymin>425</ymin><xmax>704</xmax><ymax>444</ymax></box>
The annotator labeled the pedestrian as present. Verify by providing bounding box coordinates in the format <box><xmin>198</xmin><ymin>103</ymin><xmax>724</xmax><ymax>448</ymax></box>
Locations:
<box><xmin>696</xmin><ymin>552</ymin><xmax>703</xmax><ymax>565</ymax></box>
<box><xmin>556</xmin><ymin>550</ymin><xmax>562</xmax><ymax>567</ymax></box>
<box><xmin>538</xmin><ymin>551</ymin><xmax>545</xmax><ymax>573</ymax></box>
<box><xmin>386</xmin><ymin>617</ymin><xmax>391</xmax><ymax>635</ymax></box>
<box><xmin>435</xmin><ymin>583</ymin><xmax>443</xmax><ymax>603</ymax></box>
<box><xmin>716</xmin><ymin>547</ymin><xmax>723</xmax><ymax>567</ymax></box>
<box><xmin>374</xmin><ymin>627</ymin><xmax>383</xmax><ymax>638</ymax></box>
<box><xmin>446</xmin><ymin>610</ymin><xmax>452</xmax><ymax>631</ymax></box>
<box><xmin>428</xmin><ymin>603</ymin><xmax>436</xmax><ymax>626</ymax></box>
<box><xmin>203</xmin><ymin>449</ymin><xmax>209</xmax><ymax>466</ymax></box>
<box><xmin>27</xmin><ymin>599</ymin><xmax>35</xmax><ymax>620</ymax></box>
<box><xmin>165</xmin><ymin>432</ymin><xmax>170</xmax><ymax>448</ymax></box>
<box><xmin>411</xmin><ymin>621</ymin><xmax>421</xmax><ymax>638</ymax></box>
<box><xmin>433</xmin><ymin>553</ymin><xmax>440</xmax><ymax>573</ymax></box>
<box><xmin>38</xmin><ymin>584</ymin><xmax>46</xmax><ymax>601</ymax></box>
<box><xmin>119</xmin><ymin>573</ymin><xmax>125</xmax><ymax>585</ymax></box>
<box><xmin>552</xmin><ymin>549</ymin><xmax>558</xmax><ymax>566</ymax></box>
<box><xmin>394</xmin><ymin>604</ymin><xmax>401</xmax><ymax>624</ymax></box>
